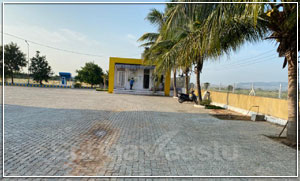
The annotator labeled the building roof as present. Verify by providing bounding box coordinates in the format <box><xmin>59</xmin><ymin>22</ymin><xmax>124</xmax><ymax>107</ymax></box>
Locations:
<box><xmin>115</xmin><ymin>63</ymin><xmax>155</xmax><ymax>70</ymax></box>
<box><xmin>59</xmin><ymin>72</ymin><xmax>72</xmax><ymax>78</ymax></box>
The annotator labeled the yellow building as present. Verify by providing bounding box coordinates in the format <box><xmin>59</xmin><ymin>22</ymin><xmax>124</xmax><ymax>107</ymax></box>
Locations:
<box><xmin>108</xmin><ymin>57</ymin><xmax>170</xmax><ymax>96</ymax></box>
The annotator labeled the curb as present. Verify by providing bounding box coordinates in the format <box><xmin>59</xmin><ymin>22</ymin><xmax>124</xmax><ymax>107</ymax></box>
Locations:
<box><xmin>194</xmin><ymin>104</ymin><xmax>205</xmax><ymax>108</ymax></box>
<box><xmin>1</xmin><ymin>82</ymin><xmax>95</xmax><ymax>89</ymax></box>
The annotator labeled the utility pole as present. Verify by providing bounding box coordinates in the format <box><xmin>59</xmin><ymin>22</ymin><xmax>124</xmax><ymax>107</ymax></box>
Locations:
<box><xmin>25</xmin><ymin>40</ymin><xmax>30</xmax><ymax>85</ymax></box>
<box><xmin>278</xmin><ymin>83</ymin><xmax>282</xmax><ymax>99</ymax></box>
<box><xmin>219</xmin><ymin>82</ymin><xmax>221</xmax><ymax>91</ymax></box>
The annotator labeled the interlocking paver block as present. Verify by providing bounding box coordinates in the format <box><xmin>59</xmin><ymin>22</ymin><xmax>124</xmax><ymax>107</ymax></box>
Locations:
<box><xmin>2</xmin><ymin>86</ymin><xmax>297</xmax><ymax>177</ymax></box>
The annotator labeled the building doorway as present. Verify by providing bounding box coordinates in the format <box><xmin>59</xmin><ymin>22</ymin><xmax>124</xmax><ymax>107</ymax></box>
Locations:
<box><xmin>117</xmin><ymin>70</ymin><xmax>125</xmax><ymax>88</ymax></box>
<box><xmin>143</xmin><ymin>69</ymin><xmax>150</xmax><ymax>89</ymax></box>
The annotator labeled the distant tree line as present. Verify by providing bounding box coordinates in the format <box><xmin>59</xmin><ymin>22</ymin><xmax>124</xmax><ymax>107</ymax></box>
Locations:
<box><xmin>1</xmin><ymin>42</ymin><xmax>108</xmax><ymax>88</ymax></box>
<box><xmin>1</xmin><ymin>42</ymin><xmax>53</xmax><ymax>85</ymax></box>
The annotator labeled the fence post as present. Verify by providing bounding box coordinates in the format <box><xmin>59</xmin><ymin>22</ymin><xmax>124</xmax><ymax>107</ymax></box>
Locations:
<box><xmin>278</xmin><ymin>83</ymin><xmax>282</xmax><ymax>99</ymax></box>
<box><xmin>249</xmin><ymin>83</ymin><xmax>256</xmax><ymax>96</ymax></box>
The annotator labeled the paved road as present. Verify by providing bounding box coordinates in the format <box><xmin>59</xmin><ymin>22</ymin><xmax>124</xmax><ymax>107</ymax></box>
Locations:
<box><xmin>2</xmin><ymin>86</ymin><xmax>297</xmax><ymax>177</ymax></box>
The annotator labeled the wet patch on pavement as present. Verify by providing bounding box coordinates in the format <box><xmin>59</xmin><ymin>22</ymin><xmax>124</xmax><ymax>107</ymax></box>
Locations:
<box><xmin>67</xmin><ymin>122</ymin><xmax>120</xmax><ymax>176</ymax></box>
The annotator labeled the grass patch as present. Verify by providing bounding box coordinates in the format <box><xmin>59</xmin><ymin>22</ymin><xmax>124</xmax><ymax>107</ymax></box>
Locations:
<box><xmin>205</xmin><ymin>105</ymin><xmax>224</xmax><ymax>109</ymax></box>
<box><xmin>96</xmin><ymin>88</ymin><xmax>108</xmax><ymax>91</ymax></box>
<box><xmin>200</xmin><ymin>100</ymin><xmax>212</xmax><ymax>106</ymax></box>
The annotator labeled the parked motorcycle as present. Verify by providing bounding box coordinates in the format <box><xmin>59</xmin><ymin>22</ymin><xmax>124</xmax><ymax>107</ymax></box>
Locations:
<box><xmin>178</xmin><ymin>91</ymin><xmax>198</xmax><ymax>104</ymax></box>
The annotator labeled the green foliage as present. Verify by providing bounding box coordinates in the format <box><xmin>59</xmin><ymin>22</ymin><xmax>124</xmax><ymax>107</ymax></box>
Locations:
<box><xmin>29</xmin><ymin>51</ymin><xmax>53</xmax><ymax>85</ymax></box>
<box><xmin>75</xmin><ymin>62</ymin><xmax>104</xmax><ymax>88</ymax></box>
<box><xmin>74</xmin><ymin>83</ymin><xmax>81</xmax><ymax>88</ymax></box>
<box><xmin>204</xmin><ymin>105</ymin><xmax>224</xmax><ymax>110</ymax></box>
<box><xmin>102</xmin><ymin>70</ymin><xmax>109</xmax><ymax>88</ymax></box>
<box><xmin>96</xmin><ymin>88</ymin><xmax>108</xmax><ymax>91</ymax></box>
<box><xmin>204</xmin><ymin>82</ymin><xmax>210</xmax><ymax>90</ymax></box>
<box><xmin>200</xmin><ymin>99</ymin><xmax>211</xmax><ymax>106</ymax></box>
<box><xmin>227</xmin><ymin>85</ymin><xmax>233</xmax><ymax>91</ymax></box>
<box><xmin>1</xmin><ymin>42</ymin><xmax>27</xmax><ymax>82</ymax></box>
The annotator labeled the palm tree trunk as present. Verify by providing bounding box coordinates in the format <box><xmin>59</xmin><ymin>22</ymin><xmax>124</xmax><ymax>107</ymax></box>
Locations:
<box><xmin>185</xmin><ymin>72</ymin><xmax>189</xmax><ymax>94</ymax></box>
<box><xmin>11</xmin><ymin>73</ymin><xmax>14</xmax><ymax>84</ymax></box>
<box><xmin>173</xmin><ymin>68</ymin><xmax>177</xmax><ymax>97</ymax></box>
<box><xmin>195</xmin><ymin>68</ymin><xmax>202</xmax><ymax>104</ymax></box>
<box><xmin>103</xmin><ymin>79</ymin><xmax>106</xmax><ymax>89</ymax></box>
<box><xmin>286</xmin><ymin>51</ymin><xmax>297</xmax><ymax>142</ymax></box>
<box><xmin>195</xmin><ymin>59</ymin><xmax>203</xmax><ymax>105</ymax></box>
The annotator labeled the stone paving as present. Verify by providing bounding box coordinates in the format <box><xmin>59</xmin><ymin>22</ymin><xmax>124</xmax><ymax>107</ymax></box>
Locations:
<box><xmin>1</xmin><ymin>86</ymin><xmax>298</xmax><ymax>178</ymax></box>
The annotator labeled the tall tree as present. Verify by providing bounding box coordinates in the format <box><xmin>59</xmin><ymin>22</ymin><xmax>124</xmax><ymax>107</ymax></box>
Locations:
<box><xmin>139</xmin><ymin>7</ymin><xmax>182</xmax><ymax>97</ymax></box>
<box><xmin>199</xmin><ymin>1</ymin><xmax>297</xmax><ymax>141</ymax></box>
<box><xmin>175</xmin><ymin>1</ymin><xmax>297</xmax><ymax>141</ymax></box>
<box><xmin>164</xmin><ymin>2</ymin><xmax>267</xmax><ymax>104</ymax></box>
<box><xmin>75</xmin><ymin>62</ymin><xmax>104</xmax><ymax>88</ymax></box>
<box><xmin>0</xmin><ymin>46</ymin><xmax>9</xmax><ymax>82</ymax></box>
<box><xmin>3</xmin><ymin>42</ymin><xmax>27</xmax><ymax>84</ymax></box>
<box><xmin>164</xmin><ymin>3</ymin><xmax>212</xmax><ymax>103</ymax></box>
<box><xmin>29</xmin><ymin>51</ymin><xmax>53</xmax><ymax>85</ymax></box>
<box><xmin>263</xmin><ymin>2</ymin><xmax>298</xmax><ymax>141</ymax></box>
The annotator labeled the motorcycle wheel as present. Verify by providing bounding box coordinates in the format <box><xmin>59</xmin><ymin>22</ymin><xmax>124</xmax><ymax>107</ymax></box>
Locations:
<box><xmin>178</xmin><ymin>98</ymin><xmax>184</xmax><ymax>103</ymax></box>
<box><xmin>193</xmin><ymin>99</ymin><xmax>198</xmax><ymax>104</ymax></box>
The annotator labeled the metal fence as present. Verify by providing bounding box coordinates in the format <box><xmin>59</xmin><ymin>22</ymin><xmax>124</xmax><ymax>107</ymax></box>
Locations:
<box><xmin>204</xmin><ymin>82</ymin><xmax>288</xmax><ymax>100</ymax></box>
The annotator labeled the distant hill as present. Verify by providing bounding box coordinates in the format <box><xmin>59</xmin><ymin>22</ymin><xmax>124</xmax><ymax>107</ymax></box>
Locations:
<box><xmin>235</xmin><ymin>82</ymin><xmax>288</xmax><ymax>90</ymax></box>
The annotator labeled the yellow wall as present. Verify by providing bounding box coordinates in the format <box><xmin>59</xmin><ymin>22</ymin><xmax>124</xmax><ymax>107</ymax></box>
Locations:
<box><xmin>108</xmin><ymin>57</ymin><xmax>170</xmax><ymax>96</ymax></box>
<box><xmin>206</xmin><ymin>91</ymin><xmax>288</xmax><ymax>120</ymax></box>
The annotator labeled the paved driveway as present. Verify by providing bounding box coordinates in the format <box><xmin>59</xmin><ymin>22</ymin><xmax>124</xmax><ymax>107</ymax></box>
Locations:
<box><xmin>2</xmin><ymin>86</ymin><xmax>297</xmax><ymax>176</ymax></box>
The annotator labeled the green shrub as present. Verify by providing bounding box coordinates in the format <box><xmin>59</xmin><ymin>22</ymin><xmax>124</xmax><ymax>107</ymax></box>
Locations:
<box><xmin>204</xmin><ymin>105</ymin><xmax>224</xmax><ymax>109</ymax></box>
<box><xmin>96</xmin><ymin>88</ymin><xmax>108</xmax><ymax>91</ymax></box>
<box><xmin>200</xmin><ymin>99</ymin><xmax>211</xmax><ymax>106</ymax></box>
<box><xmin>74</xmin><ymin>83</ymin><xmax>81</xmax><ymax>88</ymax></box>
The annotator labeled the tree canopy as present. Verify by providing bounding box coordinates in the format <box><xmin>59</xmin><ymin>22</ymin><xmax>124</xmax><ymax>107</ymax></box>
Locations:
<box><xmin>29</xmin><ymin>51</ymin><xmax>53</xmax><ymax>85</ymax></box>
<box><xmin>2</xmin><ymin>42</ymin><xmax>27</xmax><ymax>83</ymax></box>
<box><xmin>75</xmin><ymin>62</ymin><xmax>104</xmax><ymax>88</ymax></box>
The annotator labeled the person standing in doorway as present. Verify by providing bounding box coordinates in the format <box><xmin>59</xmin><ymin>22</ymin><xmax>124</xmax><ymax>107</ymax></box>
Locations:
<box><xmin>130</xmin><ymin>78</ymin><xmax>134</xmax><ymax>90</ymax></box>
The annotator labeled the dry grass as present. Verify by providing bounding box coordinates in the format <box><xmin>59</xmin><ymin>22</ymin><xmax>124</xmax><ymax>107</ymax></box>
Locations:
<box><xmin>210</xmin><ymin>109</ymin><xmax>251</xmax><ymax>121</ymax></box>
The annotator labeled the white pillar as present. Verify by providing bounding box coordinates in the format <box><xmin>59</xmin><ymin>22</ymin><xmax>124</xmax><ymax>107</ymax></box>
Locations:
<box><xmin>233</xmin><ymin>83</ymin><xmax>235</xmax><ymax>93</ymax></box>
<box><xmin>278</xmin><ymin>83</ymin><xmax>282</xmax><ymax>99</ymax></box>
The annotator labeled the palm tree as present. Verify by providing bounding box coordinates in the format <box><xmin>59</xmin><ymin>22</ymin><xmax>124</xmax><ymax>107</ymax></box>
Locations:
<box><xmin>163</xmin><ymin>3</ymin><xmax>212</xmax><ymax>104</ymax></box>
<box><xmin>138</xmin><ymin>8</ymin><xmax>165</xmax><ymax>49</ymax></box>
<box><xmin>164</xmin><ymin>1</ymin><xmax>268</xmax><ymax>105</ymax></box>
<box><xmin>139</xmin><ymin>7</ymin><xmax>181</xmax><ymax>97</ymax></box>
<box><xmin>141</xmin><ymin>1</ymin><xmax>298</xmax><ymax>142</ymax></box>
<box><xmin>179</xmin><ymin>1</ymin><xmax>297</xmax><ymax>141</ymax></box>
<box><xmin>182</xmin><ymin>67</ymin><xmax>190</xmax><ymax>94</ymax></box>
<box><xmin>200</xmin><ymin>1</ymin><xmax>297</xmax><ymax>141</ymax></box>
<box><xmin>262</xmin><ymin>2</ymin><xmax>298</xmax><ymax>141</ymax></box>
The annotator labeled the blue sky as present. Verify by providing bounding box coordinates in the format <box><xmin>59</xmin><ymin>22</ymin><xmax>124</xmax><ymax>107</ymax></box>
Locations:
<box><xmin>2</xmin><ymin>0</ymin><xmax>288</xmax><ymax>85</ymax></box>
